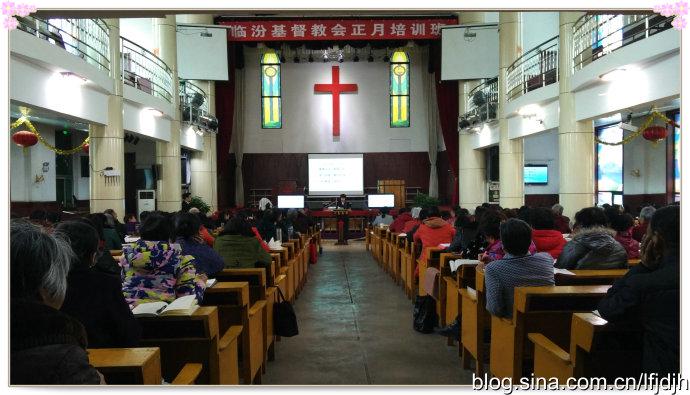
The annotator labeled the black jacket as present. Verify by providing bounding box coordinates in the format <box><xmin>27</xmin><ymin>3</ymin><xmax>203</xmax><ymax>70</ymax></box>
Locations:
<box><xmin>11</xmin><ymin>299</ymin><xmax>102</xmax><ymax>384</ymax></box>
<box><xmin>60</xmin><ymin>266</ymin><xmax>141</xmax><ymax>348</ymax></box>
<box><xmin>555</xmin><ymin>227</ymin><xmax>628</xmax><ymax>270</ymax></box>
<box><xmin>597</xmin><ymin>251</ymin><xmax>679</xmax><ymax>374</ymax></box>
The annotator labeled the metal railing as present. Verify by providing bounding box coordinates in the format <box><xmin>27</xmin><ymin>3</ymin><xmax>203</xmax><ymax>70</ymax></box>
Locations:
<box><xmin>15</xmin><ymin>16</ymin><xmax>110</xmax><ymax>72</ymax></box>
<box><xmin>461</xmin><ymin>77</ymin><xmax>498</xmax><ymax>125</ymax></box>
<box><xmin>573</xmin><ymin>13</ymin><xmax>675</xmax><ymax>71</ymax></box>
<box><xmin>506</xmin><ymin>36</ymin><xmax>559</xmax><ymax>101</ymax></box>
<box><xmin>180</xmin><ymin>80</ymin><xmax>209</xmax><ymax>124</ymax></box>
<box><xmin>121</xmin><ymin>37</ymin><xmax>173</xmax><ymax>103</ymax></box>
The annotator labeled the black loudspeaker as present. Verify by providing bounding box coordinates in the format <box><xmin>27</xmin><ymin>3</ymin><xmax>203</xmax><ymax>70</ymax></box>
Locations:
<box><xmin>487</xmin><ymin>146</ymin><xmax>499</xmax><ymax>182</ymax></box>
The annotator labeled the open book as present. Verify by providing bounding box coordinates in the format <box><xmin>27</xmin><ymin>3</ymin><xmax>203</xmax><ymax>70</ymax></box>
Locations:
<box><xmin>206</xmin><ymin>278</ymin><xmax>217</xmax><ymax>288</ymax></box>
<box><xmin>553</xmin><ymin>267</ymin><xmax>575</xmax><ymax>276</ymax></box>
<box><xmin>132</xmin><ymin>295</ymin><xmax>199</xmax><ymax>317</ymax></box>
<box><xmin>450</xmin><ymin>259</ymin><xmax>480</xmax><ymax>273</ymax></box>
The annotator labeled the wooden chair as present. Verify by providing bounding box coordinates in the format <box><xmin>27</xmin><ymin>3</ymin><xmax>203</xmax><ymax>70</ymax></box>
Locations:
<box><xmin>272</xmin><ymin>247</ymin><xmax>293</xmax><ymax>302</ymax></box>
<box><xmin>528</xmin><ymin>312</ymin><xmax>643</xmax><ymax>383</ymax></box>
<box><xmin>88</xmin><ymin>347</ymin><xmax>162</xmax><ymax>385</ymax></box>
<box><xmin>417</xmin><ymin>247</ymin><xmax>444</xmax><ymax>297</ymax></box>
<box><xmin>460</xmin><ymin>266</ymin><xmax>490</xmax><ymax>375</ymax></box>
<box><xmin>489</xmin><ymin>285</ymin><xmax>611</xmax><ymax>381</ymax></box>
<box><xmin>136</xmin><ymin>306</ymin><xmax>241</xmax><ymax>384</ymax></box>
<box><xmin>437</xmin><ymin>252</ymin><xmax>462</xmax><ymax>328</ymax></box>
<box><xmin>402</xmin><ymin>240</ymin><xmax>417</xmax><ymax>299</ymax></box>
<box><xmin>201</xmin><ymin>282</ymin><xmax>265</xmax><ymax>384</ymax></box>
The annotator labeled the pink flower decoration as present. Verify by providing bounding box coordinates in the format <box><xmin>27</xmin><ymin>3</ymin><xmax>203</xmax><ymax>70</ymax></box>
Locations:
<box><xmin>15</xmin><ymin>3</ymin><xmax>32</xmax><ymax>17</ymax></box>
<box><xmin>2</xmin><ymin>2</ymin><xmax>15</xmax><ymax>16</ymax></box>
<box><xmin>654</xmin><ymin>4</ymin><xmax>663</xmax><ymax>12</ymax></box>
<box><xmin>675</xmin><ymin>1</ymin><xmax>689</xmax><ymax>15</ymax></box>
<box><xmin>672</xmin><ymin>15</ymin><xmax>687</xmax><ymax>29</ymax></box>
<box><xmin>661</xmin><ymin>3</ymin><xmax>675</xmax><ymax>16</ymax></box>
<box><xmin>3</xmin><ymin>15</ymin><xmax>17</xmax><ymax>29</ymax></box>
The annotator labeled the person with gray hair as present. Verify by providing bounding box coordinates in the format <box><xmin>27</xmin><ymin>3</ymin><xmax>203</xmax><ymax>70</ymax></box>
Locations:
<box><xmin>10</xmin><ymin>219</ymin><xmax>103</xmax><ymax>384</ymax></box>
<box><xmin>551</xmin><ymin>203</ymin><xmax>572</xmax><ymax>234</ymax></box>
<box><xmin>632</xmin><ymin>206</ymin><xmax>656</xmax><ymax>242</ymax></box>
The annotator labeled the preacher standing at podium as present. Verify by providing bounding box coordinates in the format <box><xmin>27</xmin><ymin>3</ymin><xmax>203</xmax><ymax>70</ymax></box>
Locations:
<box><xmin>335</xmin><ymin>194</ymin><xmax>351</xmax><ymax>242</ymax></box>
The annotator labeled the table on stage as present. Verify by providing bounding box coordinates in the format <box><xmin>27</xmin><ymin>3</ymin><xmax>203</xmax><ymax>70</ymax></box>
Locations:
<box><xmin>310</xmin><ymin>209</ymin><xmax>378</xmax><ymax>243</ymax></box>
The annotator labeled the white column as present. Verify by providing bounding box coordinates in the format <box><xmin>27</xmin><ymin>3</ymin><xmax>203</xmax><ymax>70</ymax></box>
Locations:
<box><xmin>154</xmin><ymin>15</ymin><xmax>182</xmax><ymax>212</ymax></box>
<box><xmin>498</xmin><ymin>12</ymin><xmax>524</xmax><ymax>208</ymax></box>
<box><xmin>457</xmin><ymin>12</ymin><xmax>488</xmax><ymax>211</ymax></box>
<box><xmin>90</xmin><ymin>18</ymin><xmax>125</xmax><ymax>218</ymax></box>
<box><xmin>558</xmin><ymin>12</ymin><xmax>595</xmax><ymax>218</ymax></box>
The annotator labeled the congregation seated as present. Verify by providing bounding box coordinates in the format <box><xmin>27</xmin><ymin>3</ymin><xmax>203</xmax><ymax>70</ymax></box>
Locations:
<box><xmin>551</xmin><ymin>203</ymin><xmax>571</xmax><ymax>234</ymax></box>
<box><xmin>10</xmin><ymin>220</ymin><xmax>103</xmax><ymax>385</ymax></box>
<box><xmin>406</xmin><ymin>208</ymin><xmax>428</xmax><ymax>244</ymax></box>
<box><xmin>413</xmin><ymin>206</ymin><xmax>456</xmax><ymax>264</ymax></box>
<box><xmin>529</xmin><ymin>207</ymin><xmax>567</xmax><ymax>259</ymax></box>
<box><xmin>388</xmin><ymin>207</ymin><xmax>411</xmax><ymax>233</ymax></box>
<box><xmin>124</xmin><ymin>213</ymin><xmax>139</xmax><ymax>235</ymax></box>
<box><xmin>87</xmin><ymin>213</ymin><xmax>122</xmax><ymax>251</ymax></box>
<box><xmin>173</xmin><ymin>212</ymin><xmax>225</xmax><ymax>277</ymax></box>
<box><xmin>597</xmin><ymin>205</ymin><xmax>679</xmax><ymax>374</ymax></box>
<box><xmin>632</xmin><ymin>206</ymin><xmax>655</xmax><ymax>243</ymax></box>
<box><xmin>236</xmin><ymin>209</ymin><xmax>271</xmax><ymax>252</ymax></box>
<box><xmin>120</xmin><ymin>214</ymin><xmax>206</xmax><ymax>306</ymax></box>
<box><xmin>56</xmin><ymin>220</ymin><xmax>141</xmax><ymax>348</ymax></box>
<box><xmin>69</xmin><ymin>217</ymin><xmax>122</xmax><ymax>276</ymax></box>
<box><xmin>293</xmin><ymin>209</ymin><xmax>311</xmax><ymax>234</ymax></box>
<box><xmin>483</xmin><ymin>218</ymin><xmax>555</xmax><ymax>319</ymax></box>
<box><xmin>555</xmin><ymin>207</ymin><xmax>627</xmax><ymax>270</ymax></box>
<box><xmin>188</xmin><ymin>207</ymin><xmax>215</xmax><ymax>247</ymax></box>
<box><xmin>214</xmin><ymin>216</ymin><xmax>273</xmax><ymax>270</ymax></box>
<box><xmin>258</xmin><ymin>208</ymin><xmax>281</xmax><ymax>241</ymax></box>
<box><xmin>104</xmin><ymin>209</ymin><xmax>127</xmax><ymax>241</ymax></box>
<box><xmin>372</xmin><ymin>207</ymin><xmax>394</xmax><ymax>227</ymax></box>
<box><xmin>610</xmin><ymin>212</ymin><xmax>641</xmax><ymax>259</ymax></box>
<box><xmin>479</xmin><ymin>210</ymin><xmax>536</xmax><ymax>263</ymax></box>
<box><xmin>402</xmin><ymin>207</ymin><xmax>422</xmax><ymax>234</ymax></box>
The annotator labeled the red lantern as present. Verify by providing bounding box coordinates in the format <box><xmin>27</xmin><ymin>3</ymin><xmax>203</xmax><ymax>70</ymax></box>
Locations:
<box><xmin>82</xmin><ymin>143</ymin><xmax>89</xmax><ymax>154</ymax></box>
<box><xmin>12</xmin><ymin>130</ymin><xmax>38</xmax><ymax>148</ymax></box>
<box><xmin>642</xmin><ymin>125</ymin><xmax>668</xmax><ymax>142</ymax></box>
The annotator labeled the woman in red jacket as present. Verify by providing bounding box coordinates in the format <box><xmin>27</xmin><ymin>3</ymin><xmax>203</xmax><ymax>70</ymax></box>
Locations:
<box><xmin>413</xmin><ymin>206</ymin><xmax>456</xmax><ymax>266</ymax></box>
<box><xmin>529</xmin><ymin>207</ymin><xmax>567</xmax><ymax>259</ymax></box>
<box><xmin>611</xmin><ymin>213</ymin><xmax>641</xmax><ymax>259</ymax></box>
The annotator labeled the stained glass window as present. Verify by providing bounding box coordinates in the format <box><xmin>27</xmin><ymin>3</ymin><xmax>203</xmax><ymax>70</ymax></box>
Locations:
<box><xmin>261</xmin><ymin>52</ymin><xmax>281</xmax><ymax>129</ymax></box>
<box><xmin>390</xmin><ymin>50</ymin><xmax>410</xmax><ymax>128</ymax></box>
<box><xmin>596</xmin><ymin>125</ymin><xmax>623</xmax><ymax>205</ymax></box>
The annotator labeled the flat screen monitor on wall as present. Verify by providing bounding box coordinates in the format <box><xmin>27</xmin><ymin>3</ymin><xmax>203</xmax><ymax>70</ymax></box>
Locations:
<box><xmin>308</xmin><ymin>153</ymin><xmax>364</xmax><ymax>196</ymax></box>
<box><xmin>524</xmin><ymin>164</ymin><xmax>548</xmax><ymax>185</ymax></box>
<box><xmin>277</xmin><ymin>195</ymin><xmax>305</xmax><ymax>209</ymax></box>
<box><xmin>367</xmin><ymin>194</ymin><xmax>395</xmax><ymax>208</ymax></box>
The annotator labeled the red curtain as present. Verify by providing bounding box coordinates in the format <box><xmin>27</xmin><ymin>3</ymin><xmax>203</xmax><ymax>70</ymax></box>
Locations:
<box><xmin>215</xmin><ymin>43</ymin><xmax>237</xmax><ymax>210</ymax></box>
<box><xmin>431</xmin><ymin>43</ymin><xmax>459</xmax><ymax>206</ymax></box>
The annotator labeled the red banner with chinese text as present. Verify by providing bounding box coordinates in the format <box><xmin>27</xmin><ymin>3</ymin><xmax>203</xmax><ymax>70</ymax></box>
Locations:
<box><xmin>217</xmin><ymin>18</ymin><xmax>457</xmax><ymax>41</ymax></box>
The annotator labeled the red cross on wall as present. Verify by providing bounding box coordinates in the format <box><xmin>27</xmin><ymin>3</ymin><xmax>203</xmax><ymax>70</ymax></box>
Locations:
<box><xmin>314</xmin><ymin>66</ymin><xmax>358</xmax><ymax>137</ymax></box>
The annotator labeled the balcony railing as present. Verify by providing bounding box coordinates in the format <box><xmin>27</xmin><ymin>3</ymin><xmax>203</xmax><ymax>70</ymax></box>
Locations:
<box><xmin>121</xmin><ymin>37</ymin><xmax>173</xmax><ymax>103</ymax></box>
<box><xmin>506</xmin><ymin>36</ymin><xmax>559</xmax><ymax>101</ymax></box>
<box><xmin>573</xmin><ymin>13</ymin><xmax>675</xmax><ymax>71</ymax></box>
<box><xmin>15</xmin><ymin>16</ymin><xmax>110</xmax><ymax>72</ymax></box>
<box><xmin>180</xmin><ymin>80</ymin><xmax>209</xmax><ymax>123</ymax></box>
<box><xmin>460</xmin><ymin>77</ymin><xmax>498</xmax><ymax>127</ymax></box>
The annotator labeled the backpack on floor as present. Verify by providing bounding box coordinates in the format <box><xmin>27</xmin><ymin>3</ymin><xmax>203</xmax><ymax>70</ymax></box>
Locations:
<box><xmin>413</xmin><ymin>295</ymin><xmax>438</xmax><ymax>334</ymax></box>
<box><xmin>274</xmin><ymin>288</ymin><xmax>299</xmax><ymax>337</ymax></box>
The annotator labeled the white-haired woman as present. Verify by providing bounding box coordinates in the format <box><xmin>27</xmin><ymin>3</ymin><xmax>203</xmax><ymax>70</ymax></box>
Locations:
<box><xmin>10</xmin><ymin>219</ymin><xmax>103</xmax><ymax>384</ymax></box>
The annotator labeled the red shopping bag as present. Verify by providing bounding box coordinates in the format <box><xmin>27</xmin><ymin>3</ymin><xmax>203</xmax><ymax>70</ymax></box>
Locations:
<box><xmin>309</xmin><ymin>240</ymin><xmax>318</xmax><ymax>264</ymax></box>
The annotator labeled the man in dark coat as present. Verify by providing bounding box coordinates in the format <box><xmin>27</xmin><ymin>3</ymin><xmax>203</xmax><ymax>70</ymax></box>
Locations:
<box><xmin>597</xmin><ymin>205</ymin><xmax>679</xmax><ymax>374</ymax></box>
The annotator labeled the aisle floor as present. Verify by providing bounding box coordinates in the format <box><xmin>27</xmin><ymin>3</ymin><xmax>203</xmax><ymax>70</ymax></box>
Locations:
<box><xmin>262</xmin><ymin>241</ymin><xmax>473</xmax><ymax>385</ymax></box>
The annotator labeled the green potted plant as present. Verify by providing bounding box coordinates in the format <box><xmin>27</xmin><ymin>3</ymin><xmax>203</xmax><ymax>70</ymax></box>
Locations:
<box><xmin>412</xmin><ymin>193</ymin><xmax>440</xmax><ymax>209</ymax></box>
<box><xmin>189</xmin><ymin>195</ymin><xmax>211</xmax><ymax>214</ymax></box>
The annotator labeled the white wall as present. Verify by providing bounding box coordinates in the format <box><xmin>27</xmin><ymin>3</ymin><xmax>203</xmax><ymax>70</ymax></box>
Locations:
<box><xmin>120</xmin><ymin>18</ymin><xmax>155</xmax><ymax>53</ymax></box>
<box><xmin>523</xmin><ymin>129</ymin><xmax>559</xmax><ymax>195</ymax></box>
<box><xmin>521</xmin><ymin>12</ymin><xmax>559</xmax><ymax>52</ymax></box>
<box><xmin>71</xmin><ymin>129</ymin><xmax>90</xmax><ymax>200</ymax></box>
<box><xmin>620</xmin><ymin>116</ymin><xmax>668</xmax><ymax>195</ymax></box>
<box><xmin>10</xmin><ymin>121</ymin><xmax>57</xmax><ymax>202</ymax></box>
<box><xmin>241</xmin><ymin>46</ymin><xmax>430</xmax><ymax>153</ymax></box>
<box><xmin>123</xmin><ymin>99</ymin><xmax>172</xmax><ymax>142</ymax></box>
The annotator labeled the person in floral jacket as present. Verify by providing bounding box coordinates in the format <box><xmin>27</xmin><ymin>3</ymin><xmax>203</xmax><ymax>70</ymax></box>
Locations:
<box><xmin>120</xmin><ymin>214</ymin><xmax>206</xmax><ymax>306</ymax></box>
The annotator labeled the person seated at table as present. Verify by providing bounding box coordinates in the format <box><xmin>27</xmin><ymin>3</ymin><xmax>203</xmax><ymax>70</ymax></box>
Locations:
<box><xmin>402</xmin><ymin>207</ymin><xmax>422</xmax><ymax>234</ymax></box>
<box><xmin>484</xmin><ymin>218</ymin><xmax>555</xmax><ymax>318</ymax></box>
<box><xmin>555</xmin><ymin>206</ymin><xmax>628</xmax><ymax>270</ymax></box>
<box><xmin>10</xmin><ymin>219</ymin><xmax>103</xmax><ymax>385</ymax></box>
<box><xmin>56</xmin><ymin>221</ymin><xmax>141</xmax><ymax>348</ymax></box>
<box><xmin>120</xmin><ymin>214</ymin><xmax>206</xmax><ymax>306</ymax></box>
<box><xmin>389</xmin><ymin>207</ymin><xmax>412</xmax><ymax>233</ymax></box>
<box><xmin>479</xmin><ymin>209</ymin><xmax>537</xmax><ymax>264</ymax></box>
<box><xmin>529</xmin><ymin>207</ymin><xmax>567</xmax><ymax>259</ymax></box>
<box><xmin>123</xmin><ymin>213</ymin><xmax>139</xmax><ymax>235</ymax></box>
<box><xmin>104</xmin><ymin>209</ymin><xmax>127</xmax><ymax>241</ymax></box>
<box><xmin>632</xmin><ymin>206</ymin><xmax>655</xmax><ymax>243</ymax></box>
<box><xmin>372</xmin><ymin>208</ymin><xmax>394</xmax><ymax>227</ymax></box>
<box><xmin>406</xmin><ymin>208</ymin><xmax>428</xmax><ymax>245</ymax></box>
<box><xmin>335</xmin><ymin>193</ymin><xmax>352</xmax><ymax>209</ymax></box>
<box><xmin>173</xmin><ymin>212</ymin><xmax>225</xmax><ymax>277</ymax></box>
<box><xmin>597</xmin><ymin>205</ymin><xmax>679</xmax><ymax>374</ymax></box>
<box><xmin>188</xmin><ymin>207</ymin><xmax>215</xmax><ymax>247</ymax></box>
<box><xmin>413</xmin><ymin>206</ymin><xmax>456</xmax><ymax>268</ymax></box>
<box><xmin>214</xmin><ymin>216</ymin><xmax>273</xmax><ymax>283</ymax></box>
<box><xmin>610</xmin><ymin>212</ymin><xmax>641</xmax><ymax>259</ymax></box>
<box><xmin>87</xmin><ymin>213</ymin><xmax>122</xmax><ymax>251</ymax></box>
<box><xmin>552</xmin><ymin>203</ymin><xmax>572</xmax><ymax>234</ymax></box>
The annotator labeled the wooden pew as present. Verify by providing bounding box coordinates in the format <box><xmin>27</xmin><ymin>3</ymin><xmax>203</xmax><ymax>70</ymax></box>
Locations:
<box><xmin>528</xmin><ymin>312</ymin><xmax>643</xmax><ymax>383</ymax></box>
<box><xmin>417</xmin><ymin>246</ymin><xmax>444</xmax><ymax>297</ymax></box>
<box><xmin>555</xmin><ymin>269</ymin><xmax>628</xmax><ymax>286</ymax></box>
<box><xmin>460</xmin><ymin>266</ymin><xmax>490</xmax><ymax>375</ymax></box>
<box><xmin>401</xmin><ymin>239</ymin><xmax>417</xmax><ymax>299</ymax></box>
<box><xmin>201</xmin><ymin>282</ymin><xmax>265</xmax><ymax>384</ymax></box>
<box><xmin>489</xmin><ymin>285</ymin><xmax>611</xmax><ymax>381</ymax></box>
<box><xmin>437</xmin><ymin>252</ymin><xmax>462</xmax><ymax>328</ymax></box>
<box><xmin>213</xmin><ymin>269</ymin><xmax>274</xmax><ymax>368</ymax></box>
<box><xmin>89</xmin><ymin>347</ymin><xmax>203</xmax><ymax>385</ymax></box>
<box><xmin>272</xmin><ymin>247</ymin><xmax>293</xmax><ymax>302</ymax></box>
<box><xmin>391</xmin><ymin>232</ymin><xmax>406</xmax><ymax>285</ymax></box>
<box><xmin>365</xmin><ymin>225</ymin><xmax>371</xmax><ymax>250</ymax></box>
<box><xmin>136</xmin><ymin>306</ymin><xmax>241</xmax><ymax>384</ymax></box>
